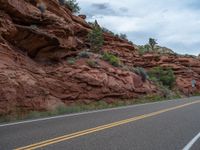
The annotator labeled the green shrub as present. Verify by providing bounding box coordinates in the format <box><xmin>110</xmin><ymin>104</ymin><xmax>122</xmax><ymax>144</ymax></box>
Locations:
<box><xmin>172</xmin><ymin>90</ymin><xmax>182</xmax><ymax>99</ymax></box>
<box><xmin>132</xmin><ymin>67</ymin><xmax>148</xmax><ymax>82</ymax></box>
<box><xmin>122</xmin><ymin>65</ymin><xmax>130</xmax><ymax>71</ymax></box>
<box><xmin>86</xmin><ymin>60</ymin><xmax>99</xmax><ymax>68</ymax></box>
<box><xmin>102</xmin><ymin>52</ymin><xmax>120</xmax><ymax>67</ymax></box>
<box><xmin>119</xmin><ymin>33</ymin><xmax>128</xmax><ymax>40</ymax></box>
<box><xmin>193</xmin><ymin>92</ymin><xmax>200</xmax><ymax>96</ymax></box>
<box><xmin>138</xmin><ymin>44</ymin><xmax>150</xmax><ymax>55</ymax></box>
<box><xmin>160</xmin><ymin>86</ymin><xmax>172</xmax><ymax>98</ymax></box>
<box><xmin>57</xmin><ymin>105</ymin><xmax>82</xmax><ymax>114</ymax></box>
<box><xmin>143</xmin><ymin>94</ymin><xmax>163</xmax><ymax>101</ymax></box>
<box><xmin>102</xmin><ymin>27</ymin><xmax>115</xmax><ymax>36</ymax></box>
<box><xmin>128</xmin><ymin>41</ymin><xmax>134</xmax><ymax>45</ymax></box>
<box><xmin>78</xmin><ymin>51</ymin><xmax>92</xmax><ymax>58</ymax></box>
<box><xmin>148</xmin><ymin>67</ymin><xmax>176</xmax><ymax>89</ymax></box>
<box><xmin>67</xmin><ymin>57</ymin><xmax>76</xmax><ymax>65</ymax></box>
<box><xmin>95</xmin><ymin>101</ymin><xmax>108</xmax><ymax>108</ymax></box>
<box><xmin>158</xmin><ymin>85</ymin><xmax>182</xmax><ymax>99</ymax></box>
<box><xmin>26</xmin><ymin>111</ymin><xmax>42</xmax><ymax>119</ymax></box>
<box><xmin>88</xmin><ymin>20</ymin><xmax>104</xmax><ymax>52</ymax></box>
<box><xmin>65</xmin><ymin>0</ymin><xmax>80</xmax><ymax>13</ymax></box>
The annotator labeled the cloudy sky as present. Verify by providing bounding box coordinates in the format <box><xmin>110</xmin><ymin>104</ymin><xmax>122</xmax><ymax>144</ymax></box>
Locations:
<box><xmin>78</xmin><ymin>0</ymin><xmax>200</xmax><ymax>55</ymax></box>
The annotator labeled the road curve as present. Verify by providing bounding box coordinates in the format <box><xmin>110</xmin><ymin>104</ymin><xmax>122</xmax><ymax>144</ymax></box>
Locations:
<box><xmin>0</xmin><ymin>97</ymin><xmax>200</xmax><ymax>150</ymax></box>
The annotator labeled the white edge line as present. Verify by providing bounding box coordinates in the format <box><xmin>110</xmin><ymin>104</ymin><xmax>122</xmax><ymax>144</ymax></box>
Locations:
<box><xmin>0</xmin><ymin>97</ymin><xmax>196</xmax><ymax>127</ymax></box>
<box><xmin>183</xmin><ymin>132</ymin><xmax>200</xmax><ymax>150</ymax></box>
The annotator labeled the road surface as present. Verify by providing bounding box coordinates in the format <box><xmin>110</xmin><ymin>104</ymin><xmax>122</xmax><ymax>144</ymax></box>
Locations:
<box><xmin>0</xmin><ymin>97</ymin><xmax>200</xmax><ymax>150</ymax></box>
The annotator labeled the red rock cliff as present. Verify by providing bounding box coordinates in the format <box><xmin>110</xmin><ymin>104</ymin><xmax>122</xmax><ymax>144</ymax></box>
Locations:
<box><xmin>0</xmin><ymin>0</ymin><xmax>157</xmax><ymax>115</ymax></box>
<box><xmin>0</xmin><ymin>0</ymin><xmax>199</xmax><ymax>116</ymax></box>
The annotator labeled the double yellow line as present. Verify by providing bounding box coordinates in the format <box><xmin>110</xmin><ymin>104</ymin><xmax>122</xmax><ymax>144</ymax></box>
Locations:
<box><xmin>15</xmin><ymin>100</ymin><xmax>200</xmax><ymax>150</ymax></box>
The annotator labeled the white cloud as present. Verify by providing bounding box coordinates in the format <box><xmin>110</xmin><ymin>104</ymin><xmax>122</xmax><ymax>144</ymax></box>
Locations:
<box><xmin>78</xmin><ymin>0</ymin><xmax>200</xmax><ymax>55</ymax></box>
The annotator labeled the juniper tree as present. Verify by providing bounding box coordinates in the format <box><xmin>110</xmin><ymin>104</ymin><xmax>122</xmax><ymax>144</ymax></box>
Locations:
<box><xmin>88</xmin><ymin>20</ymin><xmax>104</xmax><ymax>52</ymax></box>
<box><xmin>65</xmin><ymin>0</ymin><xmax>80</xmax><ymax>13</ymax></box>
<box><xmin>149</xmin><ymin>38</ymin><xmax>157</xmax><ymax>51</ymax></box>
<box><xmin>119</xmin><ymin>33</ymin><xmax>128</xmax><ymax>40</ymax></box>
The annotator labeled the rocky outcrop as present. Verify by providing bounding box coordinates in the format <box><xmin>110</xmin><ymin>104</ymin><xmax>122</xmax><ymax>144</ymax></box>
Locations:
<box><xmin>0</xmin><ymin>42</ymin><xmax>156</xmax><ymax>115</ymax></box>
<box><xmin>0</xmin><ymin>0</ymin><xmax>90</xmax><ymax>62</ymax></box>
<box><xmin>0</xmin><ymin>0</ymin><xmax>199</xmax><ymax>116</ymax></box>
<box><xmin>132</xmin><ymin>53</ymin><xmax>200</xmax><ymax>94</ymax></box>
<box><xmin>0</xmin><ymin>0</ymin><xmax>148</xmax><ymax>115</ymax></box>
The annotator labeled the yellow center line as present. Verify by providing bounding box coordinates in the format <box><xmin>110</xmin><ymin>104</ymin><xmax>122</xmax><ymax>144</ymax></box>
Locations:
<box><xmin>15</xmin><ymin>100</ymin><xmax>200</xmax><ymax>150</ymax></box>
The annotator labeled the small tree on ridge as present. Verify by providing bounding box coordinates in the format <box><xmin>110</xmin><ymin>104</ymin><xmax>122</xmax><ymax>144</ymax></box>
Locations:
<box><xmin>88</xmin><ymin>20</ymin><xmax>104</xmax><ymax>52</ymax></box>
<box><xmin>59</xmin><ymin>0</ymin><xmax>80</xmax><ymax>13</ymax></box>
<box><xmin>149</xmin><ymin>38</ymin><xmax>157</xmax><ymax>51</ymax></box>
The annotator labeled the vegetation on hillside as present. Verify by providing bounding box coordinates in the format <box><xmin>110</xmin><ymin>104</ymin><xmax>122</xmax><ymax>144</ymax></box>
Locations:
<box><xmin>137</xmin><ymin>38</ymin><xmax>157</xmax><ymax>55</ymax></box>
<box><xmin>0</xmin><ymin>95</ymin><xmax>178</xmax><ymax>123</ymax></box>
<box><xmin>131</xmin><ymin>67</ymin><xmax>148</xmax><ymax>82</ymax></box>
<box><xmin>102</xmin><ymin>52</ymin><xmax>121</xmax><ymax>67</ymax></box>
<box><xmin>148</xmin><ymin>67</ymin><xmax>176</xmax><ymax>89</ymax></box>
<box><xmin>149</xmin><ymin>38</ymin><xmax>158</xmax><ymax>51</ymax></box>
<box><xmin>78</xmin><ymin>50</ymin><xmax>92</xmax><ymax>58</ymax></box>
<box><xmin>138</xmin><ymin>38</ymin><xmax>176</xmax><ymax>55</ymax></box>
<box><xmin>101</xmin><ymin>26</ymin><xmax>133</xmax><ymax>45</ymax></box>
<box><xmin>119</xmin><ymin>33</ymin><xmax>128</xmax><ymax>40</ymax></box>
<box><xmin>86</xmin><ymin>60</ymin><xmax>99</xmax><ymax>68</ymax></box>
<box><xmin>88</xmin><ymin>20</ymin><xmax>104</xmax><ymax>52</ymax></box>
<box><xmin>59</xmin><ymin>0</ymin><xmax>80</xmax><ymax>13</ymax></box>
<box><xmin>138</xmin><ymin>44</ymin><xmax>151</xmax><ymax>55</ymax></box>
<box><xmin>101</xmin><ymin>27</ymin><xmax>115</xmax><ymax>36</ymax></box>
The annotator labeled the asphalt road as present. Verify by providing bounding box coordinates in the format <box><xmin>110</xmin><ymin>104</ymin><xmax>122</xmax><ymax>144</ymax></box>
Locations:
<box><xmin>0</xmin><ymin>97</ymin><xmax>200</xmax><ymax>150</ymax></box>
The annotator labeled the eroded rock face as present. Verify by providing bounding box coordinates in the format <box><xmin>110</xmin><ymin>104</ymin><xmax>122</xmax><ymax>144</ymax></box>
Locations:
<box><xmin>0</xmin><ymin>0</ymin><xmax>90</xmax><ymax>62</ymax></box>
<box><xmin>0</xmin><ymin>0</ymin><xmax>146</xmax><ymax>115</ymax></box>
<box><xmin>0</xmin><ymin>0</ymin><xmax>199</xmax><ymax>116</ymax></box>
<box><xmin>0</xmin><ymin>43</ymin><xmax>156</xmax><ymax>115</ymax></box>
<box><xmin>132</xmin><ymin>53</ymin><xmax>200</xmax><ymax>95</ymax></box>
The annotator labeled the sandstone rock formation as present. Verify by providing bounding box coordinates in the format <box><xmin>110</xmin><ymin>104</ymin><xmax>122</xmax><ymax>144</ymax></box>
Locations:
<box><xmin>0</xmin><ymin>0</ymin><xmax>156</xmax><ymax>115</ymax></box>
<box><xmin>0</xmin><ymin>0</ymin><xmax>199</xmax><ymax>116</ymax></box>
<box><xmin>133</xmin><ymin>53</ymin><xmax>200</xmax><ymax>94</ymax></box>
